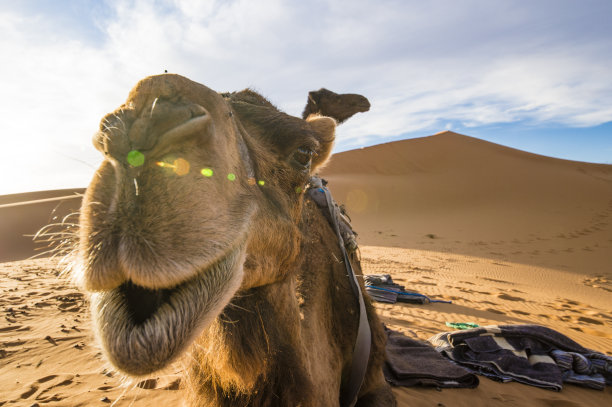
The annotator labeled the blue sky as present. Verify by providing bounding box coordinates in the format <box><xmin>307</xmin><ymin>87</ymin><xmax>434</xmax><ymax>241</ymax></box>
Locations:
<box><xmin>1</xmin><ymin>0</ymin><xmax>611</xmax><ymax>195</ymax></box>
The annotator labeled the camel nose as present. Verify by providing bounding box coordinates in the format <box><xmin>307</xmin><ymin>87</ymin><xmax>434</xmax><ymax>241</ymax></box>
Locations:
<box><xmin>94</xmin><ymin>99</ymin><xmax>212</xmax><ymax>165</ymax></box>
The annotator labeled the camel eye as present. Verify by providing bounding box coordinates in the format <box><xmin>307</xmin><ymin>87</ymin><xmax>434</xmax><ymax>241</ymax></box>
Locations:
<box><xmin>292</xmin><ymin>146</ymin><xmax>315</xmax><ymax>169</ymax></box>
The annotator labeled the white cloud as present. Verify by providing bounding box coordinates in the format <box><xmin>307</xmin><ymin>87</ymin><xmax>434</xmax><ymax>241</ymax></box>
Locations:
<box><xmin>0</xmin><ymin>0</ymin><xmax>611</xmax><ymax>193</ymax></box>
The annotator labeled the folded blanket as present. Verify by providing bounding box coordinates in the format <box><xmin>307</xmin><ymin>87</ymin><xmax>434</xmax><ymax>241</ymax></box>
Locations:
<box><xmin>429</xmin><ymin>324</ymin><xmax>612</xmax><ymax>391</ymax></box>
<box><xmin>364</xmin><ymin>274</ymin><xmax>451</xmax><ymax>304</ymax></box>
<box><xmin>384</xmin><ymin>326</ymin><xmax>479</xmax><ymax>388</ymax></box>
<box><xmin>364</xmin><ymin>274</ymin><xmax>401</xmax><ymax>303</ymax></box>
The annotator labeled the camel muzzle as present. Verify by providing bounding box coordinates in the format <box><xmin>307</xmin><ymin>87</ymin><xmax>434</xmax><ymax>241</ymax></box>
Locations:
<box><xmin>95</xmin><ymin>99</ymin><xmax>213</xmax><ymax>169</ymax></box>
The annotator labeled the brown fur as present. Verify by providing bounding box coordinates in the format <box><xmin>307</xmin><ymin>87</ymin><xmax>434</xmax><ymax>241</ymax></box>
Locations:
<box><xmin>77</xmin><ymin>74</ymin><xmax>394</xmax><ymax>406</ymax></box>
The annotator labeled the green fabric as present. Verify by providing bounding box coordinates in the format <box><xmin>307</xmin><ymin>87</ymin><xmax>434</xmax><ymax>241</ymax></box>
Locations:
<box><xmin>445</xmin><ymin>322</ymin><xmax>480</xmax><ymax>330</ymax></box>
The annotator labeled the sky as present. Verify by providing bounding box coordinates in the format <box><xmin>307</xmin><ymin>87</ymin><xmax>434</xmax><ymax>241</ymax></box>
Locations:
<box><xmin>1</xmin><ymin>0</ymin><xmax>611</xmax><ymax>195</ymax></box>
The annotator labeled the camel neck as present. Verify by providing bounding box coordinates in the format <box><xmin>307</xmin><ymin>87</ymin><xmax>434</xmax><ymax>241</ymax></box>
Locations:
<box><xmin>187</xmin><ymin>279</ymin><xmax>313</xmax><ymax>404</ymax></box>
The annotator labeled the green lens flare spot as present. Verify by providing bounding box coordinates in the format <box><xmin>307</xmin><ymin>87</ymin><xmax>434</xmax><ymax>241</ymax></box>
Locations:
<box><xmin>127</xmin><ymin>150</ymin><xmax>145</xmax><ymax>167</ymax></box>
<box><xmin>227</xmin><ymin>173</ymin><xmax>236</xmax><ymax>181</ymax></box>
<box><xmin>201</xmin><ymin>168</ymin><xmax>214</xmax><ymax>177</ymax></box>
<box><xmin>258</xmin><ymin>180</ymin><xmax>265</xmax><ymax>186</ymax></box>
<box><xmin>295</xmin><ymin>186</ymin><xmax>303</xmax><ymax>194</ymax></box>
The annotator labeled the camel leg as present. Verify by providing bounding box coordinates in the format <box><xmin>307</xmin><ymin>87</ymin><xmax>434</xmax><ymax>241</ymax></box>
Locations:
<box><xmin>355</xmin><ymin>384</ymin><xmax>397</xmax><ymax>407</ymax></box>
<box><xmin>355</xmin><ymin>369</ymin><xmax>397</xmax><ymax>407</ymax></box>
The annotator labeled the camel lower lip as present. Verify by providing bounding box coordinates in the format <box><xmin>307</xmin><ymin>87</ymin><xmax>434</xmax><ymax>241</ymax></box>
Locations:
<box><xmin>91</xmin><ymin>245</ymin><xmax>245</xmax><ymax>376</ymax></box>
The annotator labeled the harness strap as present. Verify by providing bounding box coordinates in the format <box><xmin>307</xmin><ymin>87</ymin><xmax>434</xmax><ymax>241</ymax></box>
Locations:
<box><xmin>309</xmin><ymin>178</ymin><xmax>371</xmax><ymax>407</ymax></box>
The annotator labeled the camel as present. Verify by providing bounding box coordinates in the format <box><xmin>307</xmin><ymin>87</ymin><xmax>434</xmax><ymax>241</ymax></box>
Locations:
<box><xmin>76</xmin><ymin>74</ymin><xmax>395</xmax><ymax>406</ymax></box>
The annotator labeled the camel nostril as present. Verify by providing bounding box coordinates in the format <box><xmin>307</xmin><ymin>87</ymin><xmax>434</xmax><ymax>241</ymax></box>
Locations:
<box><xmin>188</xmin><ymin>104</ymin><xmax>207</xmax><ymax>118</ymax></box>
<box><xmin>96</xmin><ymin>101</ymin><xmax>212</xmax><ymax>165</ymax></box>
<box><xmin>152</xmin><ymin>109</ymin><xmax>212</xmax><ymax>155</ymax></box>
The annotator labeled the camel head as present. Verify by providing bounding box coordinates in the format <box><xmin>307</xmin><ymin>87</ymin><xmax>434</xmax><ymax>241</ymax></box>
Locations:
<box><xmin>76</xmin><ymin>74</ymin><xmax>366</xmax><ymax>376</ymax></box>
<box><xmin>302</xmin><ymin>88</ymin><xmax>371</xmax><ymax>124</ymax></box>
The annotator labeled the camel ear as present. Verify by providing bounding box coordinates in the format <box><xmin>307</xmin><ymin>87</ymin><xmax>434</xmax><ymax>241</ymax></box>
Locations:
<box><xmin>307</xmin><ymin>115</ymin><xmax>336</xmax><ymax>171</ymax></box>
<box><xmin>302</xmin><ymin>90</ymin><xmax>321</xmax><ymax>120</ymax></box>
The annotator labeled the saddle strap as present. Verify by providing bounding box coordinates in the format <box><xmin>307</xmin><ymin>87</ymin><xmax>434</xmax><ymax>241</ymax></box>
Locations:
<box><xmin>310</xmin><ymin>178</ymin><xmax>371</xmax><ymax>407</ymax></box>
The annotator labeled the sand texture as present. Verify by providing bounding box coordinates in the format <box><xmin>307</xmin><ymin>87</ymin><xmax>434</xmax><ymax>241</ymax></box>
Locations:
<box><xmin>1</xmin><ymin>131</ymin><xmax>611</xmax><ymax>406</ymax></box>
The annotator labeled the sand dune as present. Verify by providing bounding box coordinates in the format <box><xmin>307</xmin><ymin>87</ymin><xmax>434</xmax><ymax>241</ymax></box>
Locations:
<box><xmin>1</xmin><ymin>131</ymin><xmax>611</xmax><ymax>406</ymax></box>
<box><xmin>322</xmin><ymin>131</ymin><xmax>612</xmax><ymax>274</ymax></box>
<box><xmin>0</xmin><ymin>189</ymin><xmax>84</xmax><ymax>263</ymax></box>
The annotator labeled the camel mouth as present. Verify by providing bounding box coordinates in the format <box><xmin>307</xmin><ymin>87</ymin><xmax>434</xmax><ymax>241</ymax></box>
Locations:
<box><xmin>119</xmin><ymin>281</ymin><xmax>174</xmax><ymax>325</ymax></box>
<box><xmin>356</xmin><ymin>100</ymin><xmax>371</xmax><ymax>112</ymax></box>
<box><xmin>91</xmin><ymin>244</ymin><xmax>245</xmax><ymax>377</ymax></box>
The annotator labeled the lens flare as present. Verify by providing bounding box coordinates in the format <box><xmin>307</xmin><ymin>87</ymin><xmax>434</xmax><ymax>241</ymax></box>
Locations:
<box><xmin>346</xmin><ymin>189</ymin><xmax>368</xmax><ymax>213</ymax></box>
<box><xmin>258</xmin><ymin>180</ymin><xmax>265</xmax><ymax>186</ymax></box>
<box><xmin>127</xmin><ymin>150</ymin><xmax>145</xmax><ymax>167</ymax></box>
<box><xmin>227</xmin><ymin>173</ymin><xmax>236</xmax><ymax>181</ymax></box>
<box><xmin>174</xmin><ymin>158</ymin><xmax>190</xmax><ymax>176</ymax></box>
<box><xmin>156</xmin><ymin>158</ymin><xmax>190</xmax><ymax>176</ymax></box>
<box><xmin>201</xmin><ymin>168</ymin><xmax>213</xmax><ymax>177</ymax></box>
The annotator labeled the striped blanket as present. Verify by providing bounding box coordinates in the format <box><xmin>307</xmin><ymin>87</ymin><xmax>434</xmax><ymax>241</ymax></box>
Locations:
<box><xmin>429</xmin><ymin>324</ymin><xmax>612</xmax><ymax>391</ymax></box>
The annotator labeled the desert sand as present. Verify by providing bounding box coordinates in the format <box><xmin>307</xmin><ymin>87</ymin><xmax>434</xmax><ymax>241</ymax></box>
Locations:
<box><xmin>1</xmin><ymin>131</ymin><xmax>611</xmax><ymax>406</ymax></box>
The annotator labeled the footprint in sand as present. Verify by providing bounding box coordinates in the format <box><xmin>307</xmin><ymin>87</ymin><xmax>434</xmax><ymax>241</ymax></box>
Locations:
<box><xmin>571</xmin><ymin>326</ymin><xmax>612</xmax><ymax>339</ymax></box>
<box><xmin>482</xmin><ymin>277</ymin><xmax>512</xmax><ymax>285</ymax></box>
<box><xmin>0</xmin><ymin>325</ymin><xmax>30</xmax><ymax>332</ymax></box>
<box><xmin>3</xmin><ymin>339</ymin><xmax>27</xmax><ymax>347</ymax></box>
<box><xmin>46</xmin><ymin>292</ymin><xmax>86</xmax><ymax>313</ymax></box>
<box><xmin>37</xmin><ymin>375</ymin><xmax>58</xmax><ymax>383</ymax></box>
<box><xmin>496</xmin><ymin>293</ymin><xmax>525</xmax><ymax>302</ymax></box>
<box><xmin>584</xmin><ymin>310</ymin><xmax>612</xmax><ymax>322</ymax></box>
<box><xmin>414</xmin><ymin>280</ymin><xmax>437</xmax><ymax>286</ymax></box>
<box><xmin>20</xmin><ymin>384</ymin><xmax>39</xmax><ymax>399</ymax></box>
<box><xmin>137</xmin><ymin>378</ymin><xmax>158</xmax><ymax>389</ymax></box>
<box><xmin>583</xmin><ymin>275</ymin><xmax>612</xmax><ymax>293</ymax></box>
<box><xmin>576</xmin><ymin>316</ymin><xmax>604</xmax><ymax>325</ymax></box>
<box><xmin>512</xmin><ymin>310</ymin><xmax>530</xmax><ymax>316</ymax></box>
<box><xmin>136</xmin><ymin>377</ymin><xmax>181</xmax><ymax>390</ymax></box>
<box><xmin>27</xmin><ymin>374</ymin><xmax>75</xmax><ymax>402</ymax></box>
<box><xmin>134</xmin><ymin>377</ymin><xmax>183</xmax><ymax>391</ymax></box>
